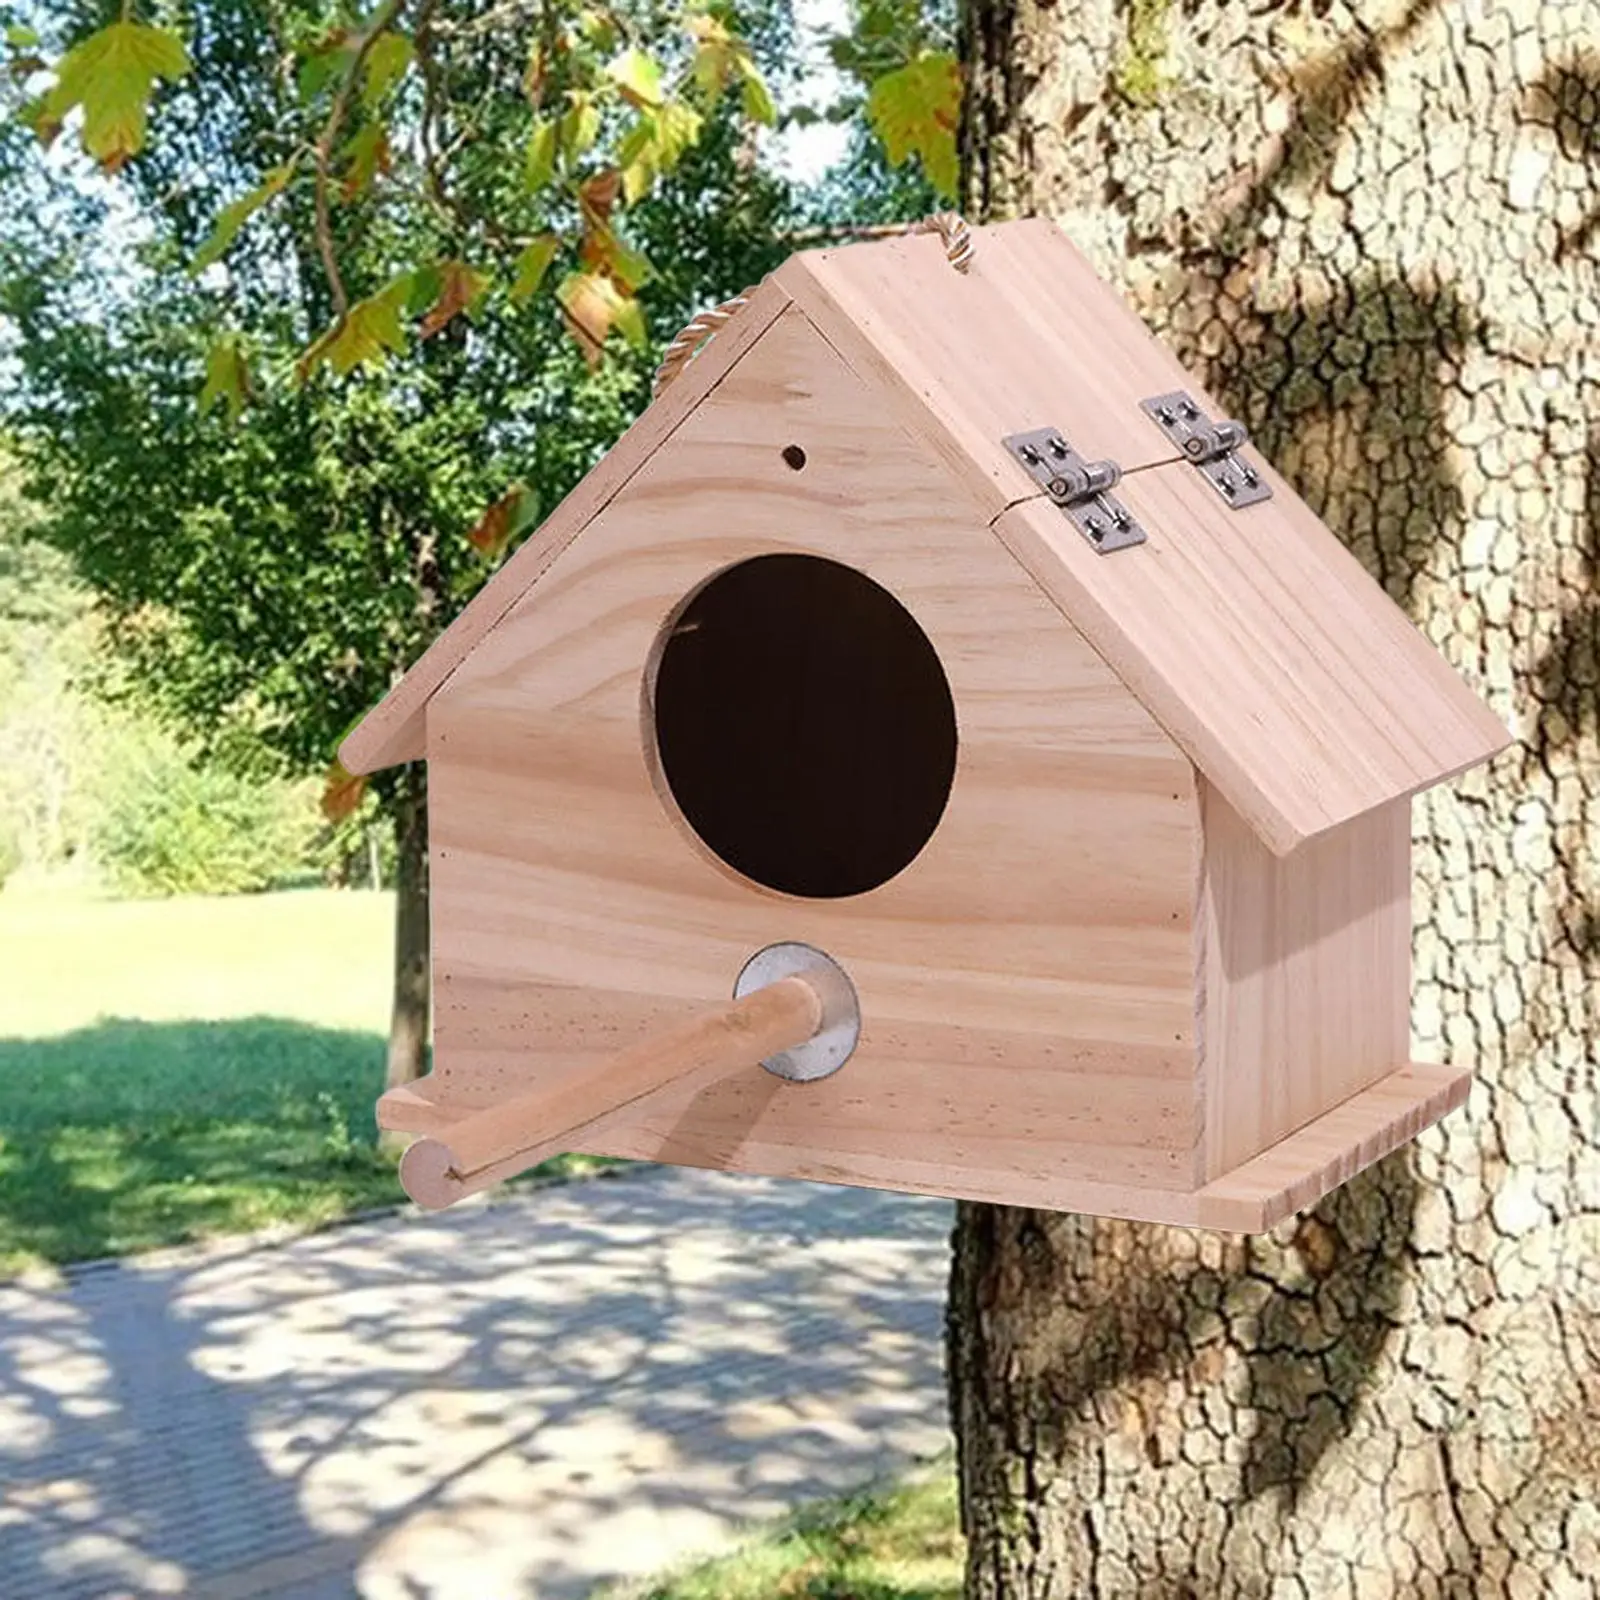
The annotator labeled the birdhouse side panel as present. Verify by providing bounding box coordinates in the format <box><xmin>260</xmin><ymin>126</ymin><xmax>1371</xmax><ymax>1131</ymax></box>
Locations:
<box><xmin>419</xmin><ymin>302</ymin><xmax>1208</xmax><ymax>1209</ymax></box>
<box><xmin>1197</xmin><ymin>779</ymin><xmax>1413</xmax><ymax>1180</ymax></box>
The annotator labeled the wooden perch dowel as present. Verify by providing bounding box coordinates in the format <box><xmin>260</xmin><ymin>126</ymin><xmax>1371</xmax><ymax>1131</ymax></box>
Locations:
<box><xmin>399</xmin><ymin>975</ymin><xmax>825</xmax><ymax>1211</ymax></box>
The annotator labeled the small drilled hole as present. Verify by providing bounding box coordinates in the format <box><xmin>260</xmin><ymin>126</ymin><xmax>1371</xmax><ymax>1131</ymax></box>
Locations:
<box><xmin>781</xmin><ymin>444</ymin><xmax>807</xmax><ymax>471</ymax></box>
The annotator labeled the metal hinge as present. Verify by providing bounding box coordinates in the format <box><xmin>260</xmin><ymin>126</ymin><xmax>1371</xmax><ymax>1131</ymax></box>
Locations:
<box><xmin>1140</xmin><ymin>391</ymin><xmax>1272</xmax><ymax>509</ymax></box>
<box><xmin>1001</xmin><ymin>427</ymin><xmax>1146</xmax><ymax>554</ymax></box>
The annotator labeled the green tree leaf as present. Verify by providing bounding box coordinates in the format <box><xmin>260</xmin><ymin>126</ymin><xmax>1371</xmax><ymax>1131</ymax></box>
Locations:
<box><xmin>612</xmin><ymin>294</ymin><xmax>647</xmax><ymax>349</ymax></box>
<box><xmin>298</xmin><ymin>276</ymin><xmax>412</xmax><ymax>380</ymax></box>
<box><xmin>361</xmin><ymin>31</ymin><xmax>412</xmax><ymax>109</ymax></box>
<box><xmin>740</xmin><ymin>68</ymin><xmax>776</xmax><ymax>127</ymax></box>
<box><xmin>560</xmin><ymin>92</ymin><xmax>601</xmax><ymax>158</ymax></box>
<box><xmin>339</xmin><ymin>123</ymin><xmax>391</xmax><ymax>202</ymax></box>
<box><xmin>198</xmin><ymin>334</ymin><xmax>251</xmax><ymax>424</ymax></box>
<box><xmin>510</xmin><ymin>234</ymin><xmax>561</xmax><ymax>304</ymax></box>
<box><xmin>865</xmin><ymin>52</ymin><xmax>961</xmax><ymax>199</ymax></box>
<box><xmin>618</xmin><ymin>101</ymin><xmax>704</xmax><ymax>202</ymax></box>
<box><xmin>524</xmin><ymin>116</ymin><xmax>558</xmax><ymax>191</ymax></box>
<box><xmin>298</xmin><ymin>34</ymin><xmax>352</xmax><ymax>103</ymax></box>
<box><xmin>43</xmin><ymin>20</ymin><xmax>191</xmax><ymax>172</ymax></box>
<box><xmin>190</xmin><ymin>160</ymin><xmax>297</xmax><ymax>273</ymax></box>
<box><xmin>606</xmin><ymin>47</ymin><xmax>664</xmax><ymax>109</ymax></box>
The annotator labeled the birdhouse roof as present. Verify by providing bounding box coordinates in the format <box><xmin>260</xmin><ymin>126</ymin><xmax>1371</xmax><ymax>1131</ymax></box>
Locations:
<box><xmin>341</xmin><ymin>217</ymin><xmax>1509</xmax><ymax>856</ymax></box>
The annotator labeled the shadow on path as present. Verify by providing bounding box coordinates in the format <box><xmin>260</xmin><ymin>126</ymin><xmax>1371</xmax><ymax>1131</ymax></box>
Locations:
<box><xmin>0</xmin><ymin>1166</ymin><xmax>953</xmax><ymax>1598</ymax></box>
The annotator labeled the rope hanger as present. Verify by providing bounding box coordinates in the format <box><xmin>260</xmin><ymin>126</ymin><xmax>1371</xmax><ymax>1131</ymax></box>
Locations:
<box><xmin>651</xmin><ymin>211</ymin><xmax>976</xmax><ymax>399</ymax></box>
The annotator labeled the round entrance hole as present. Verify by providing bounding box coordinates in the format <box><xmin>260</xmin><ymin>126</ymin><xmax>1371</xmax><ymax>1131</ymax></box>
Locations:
<box><xmin>648</xmin><ymin>553</ymin><xmax>958</xmax><ymax>899</ymax></box>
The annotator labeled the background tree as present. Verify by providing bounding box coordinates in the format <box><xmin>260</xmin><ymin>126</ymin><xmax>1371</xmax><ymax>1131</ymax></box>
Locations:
<box><xmin>0</xmin><ymin>0</ymin><xmax>794</xmax><ymax>1090</ymax></box>
<box><xmin>948</xmin><ymin>0</ymin><xmax>1599</xmax><ymax>1592</ymax></box>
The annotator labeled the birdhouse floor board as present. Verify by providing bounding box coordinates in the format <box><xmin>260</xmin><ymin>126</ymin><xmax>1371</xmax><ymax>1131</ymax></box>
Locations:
<box><xmin>1191</xmin><ymin>1059</ymin><xmax>1473</xmax><ymax>1232</ymax></box>
<box><xmin>378</xmin><ymin>1057</ymin><xmax>1472</xmax><ymax>1234</ymax></box>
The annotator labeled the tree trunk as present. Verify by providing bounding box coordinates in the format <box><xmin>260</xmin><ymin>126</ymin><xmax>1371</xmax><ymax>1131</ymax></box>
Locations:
<box><xmin>385</xmin><ymin>762</ymin><xmax>430</xmax><ymax>1092</ymax></box>
<box><xmin>949</xmin><ymin>1</ymin><xmax>1600</xmax><ymax>1593</ymax></box>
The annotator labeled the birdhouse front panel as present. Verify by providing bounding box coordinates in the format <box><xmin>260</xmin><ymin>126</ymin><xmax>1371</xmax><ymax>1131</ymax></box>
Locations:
<box><xmin>420</xmin><ymin>303</ymin><xmax>1207</xmax><ymax>1213</ymax></box>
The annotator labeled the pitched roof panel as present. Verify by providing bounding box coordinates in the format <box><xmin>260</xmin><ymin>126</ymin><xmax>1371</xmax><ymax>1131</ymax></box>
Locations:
<box><xmin>994</xmin><ymin>450</ymin><xmax>1512</xmax><ymax>853</ymax></box>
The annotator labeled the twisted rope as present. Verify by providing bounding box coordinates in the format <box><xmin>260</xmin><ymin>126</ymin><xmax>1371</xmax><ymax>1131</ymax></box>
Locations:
<box><xmin>651</xmin><ymin>212</ymin><xmax>976</xmax><ymax>399</ymax></box>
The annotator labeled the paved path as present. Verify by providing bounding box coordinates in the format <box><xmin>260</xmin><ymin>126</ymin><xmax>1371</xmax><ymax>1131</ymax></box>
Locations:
<box><xmin>0</xmin><ymin>1168</ymin><xmax>953</xmax><ymax>1599</ymax></box>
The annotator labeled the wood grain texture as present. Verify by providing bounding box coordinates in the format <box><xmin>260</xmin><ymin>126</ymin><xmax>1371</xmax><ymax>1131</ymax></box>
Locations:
<box><xmin>1197</xmin><ymin>783</ymin><xmax>1412</xmax><ymax>1179</ymax></box>
<box><xmin>993</xmin><ymin>447</ymin><xmax>1512</xmax><ymax>855</ymax></box>
<box><xmin>774</xmin><ymin>217</ymin><xmax>1196</xmax><ymax>519</ymax></box>
<box><xmin>1193</xmin><ymin>1060</ymin><xmax>1475</xmax><ymax>1233</ymax></box>
<box><xmin>381</xmin><ymin>1058</ymin><xmax>1473</xmax><ymax>1234</ymax></box>
<box><xmin>338</xmin><ymin>275</ymin><xmax>794</xmax><ymax>776</ymax></box>
<box><xmin>422</xmin><ymin>300</ymin><xmax>1204</xmax><ymax>1206</ymax></box>
<box><xmin>397</xmin><ymin>976</ymin><xmax>823</xmax><ymax>1209</ymax></box>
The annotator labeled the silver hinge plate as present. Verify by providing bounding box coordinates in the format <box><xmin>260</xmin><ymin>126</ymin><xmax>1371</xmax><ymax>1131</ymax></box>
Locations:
<box><xmin>1140</xmin><ymin>391</ymin><xmax>1272</xmax><ymax>509</ymax></box>
<box><xmin>1001</xmin><ymin>428</ymin><xmax>1146</xmax><ymax>554</ymax></box>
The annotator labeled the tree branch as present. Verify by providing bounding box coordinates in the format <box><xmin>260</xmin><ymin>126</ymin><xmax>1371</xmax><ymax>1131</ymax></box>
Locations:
<box><xmin>314</xmin><ymin>0</ymin><xmax>409</xmax><ymax>317</ymax></box>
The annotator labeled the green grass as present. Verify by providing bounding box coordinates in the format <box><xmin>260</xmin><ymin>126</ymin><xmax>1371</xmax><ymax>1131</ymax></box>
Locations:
<box><xmin>600</xmin><ymin>1464</ymin><xmax>963</xmax><ymax>1600</ymax></box>
<box><xmin>0</xmin><ymin>886</ymin><xmax>609</xmax><ymax>1278</ymax></box>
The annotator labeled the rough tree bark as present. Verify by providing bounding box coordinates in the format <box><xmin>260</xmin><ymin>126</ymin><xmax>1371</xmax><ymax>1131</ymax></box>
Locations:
<box><xmin>385</xmin><ymin>761</ymin><xmax>430</xmax><ymax>1092</ymax></box>
<box><xmin>948</xmin><ymin>1</ymin><xmax>1600</xmax><ymax>1593</ymax></box>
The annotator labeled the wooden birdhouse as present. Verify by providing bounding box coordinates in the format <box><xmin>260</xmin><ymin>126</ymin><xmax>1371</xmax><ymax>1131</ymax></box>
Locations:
<box><xmin>341</xmin><ymin>216</ymin><xmax>1510</xmax><ymax>1233</ymax></box>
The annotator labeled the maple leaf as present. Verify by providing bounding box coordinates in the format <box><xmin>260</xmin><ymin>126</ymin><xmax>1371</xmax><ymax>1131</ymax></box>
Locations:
<box><xmin>687</xmin><ymin>14</ymin><xmax>738</xmax><ymax>99</ymax></box>
<box><xmin>510</xmin><ymin>234</ymin><xmax>560</xmax><ymax>304</ymax></box>
<box><xmin>339</xmin><ymin>123</ymin><xmax>391</xmax><ymax>203</ymax></box>
<box><xmin>557</xmin><ymin>270</ymin><xmax>626</xmax><ymax>366</ymax></box>
<box><xmin>605</xmin><ymin>47</ymin><xmax>663</xmax><ymax>109</ymax></box>
<box><xmin>43</xmin><ymin>20</ymin><xmax>190</xmax><ymax>173</ymax></box>
<box><xmin>298</xmin><ymin>32</ymin><xmax>352</xmax><ymax>103</ymax></box>
<box><xmin>298</xmin><ymin>276</ymin><xmax>411</xmax><ymax>380</ymax></box>
<box><xmin>321</xmin><ymin>758</ymin><xmax>367</xmax><ymax>823</ymax></box>
<box><xmin>198</xmin><ymin>334</ymin><xmax>252</xmax><ymax>424</ymax></box>
<box><xmin>525</xmin><ymin>115</ymin><xmax>558</xmax><ymax>191</ymax></box>
<box><xmin>190</xmin><ymin>160</ymin><xmax>297</xmax><ymax>272</ymax></box>
<box><xmin>560</xmin><ymin>91</ymin><xmax>600</xmax><ymax>157</ymax></box>
<box><xmin>361</xmin><ymin>31</ymin><xmax>412</xmax><ymax>109</ymax></box>
<box><xmin>419</xmin><ymin>260</ymin><xmax>490</xmax><ymax>339</ymax></box>
<box><xmin>866</xmin><ymin>52</ymin><xmax>962</xmax><ymax>200</ymax></box>
<box><xmin>686</xmin><ymin>14</ymin><xmax>772</xmax><ymax>124</ymax></box>
<box><xmin>618</xmin><ymin>101</ymin><xmax>702</xmax><ymax>202</ymax></box>
<box><xmin>740</xmin><ymin>71</ymin><xmax>776</xmax><ymax>127</ymax></box>
<box><xmin>578</xmin><ymin>167</ymin><xmax>621</xmax><ymax>228</ymax></box>
<box><xmin>577</xmin><ymin>221</ymin><xmax>650</xmax><ymax>293</ymax></box>
<box><xmin>466</xmin><ymin>482</ymin><xmax>539</xmax><ymax>560</ymax></box>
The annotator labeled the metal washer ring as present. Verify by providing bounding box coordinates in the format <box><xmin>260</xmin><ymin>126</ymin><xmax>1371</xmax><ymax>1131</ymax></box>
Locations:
<box><xmin>733</xmin><ymin>942</ymin><xmax>860</xmax><ymax>1082</ymax></box>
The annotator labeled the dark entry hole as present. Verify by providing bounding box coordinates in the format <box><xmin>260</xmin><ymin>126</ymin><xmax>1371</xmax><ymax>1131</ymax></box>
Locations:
<box><xmin>650</xmin><ymin>553</ymin><xmax>958</xmax><ymax>899</ymax></box>
<box><xmin>781</xmin><ymin>444</ymin><xmax>807</xmax><ymax>471</ymax></box>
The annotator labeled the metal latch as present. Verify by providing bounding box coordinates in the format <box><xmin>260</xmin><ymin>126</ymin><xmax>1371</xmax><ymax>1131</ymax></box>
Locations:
<box><xmin>1140</xmin><ymin>391</ymin><xmax>1272</xmax><ymax>508</ymax></box>
<box><xmin>1001</xmin><ymin>427</ymin><xmax>1146</xmax><ymax>554</ymax></box>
